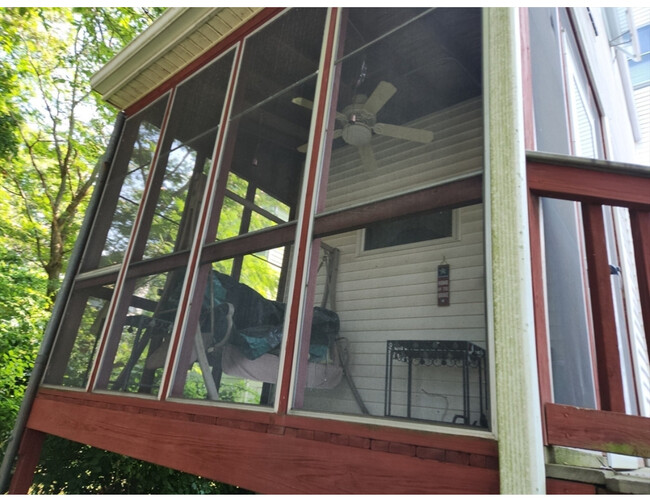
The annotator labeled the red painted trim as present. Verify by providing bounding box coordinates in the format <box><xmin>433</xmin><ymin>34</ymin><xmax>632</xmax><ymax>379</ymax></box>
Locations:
<box><xmin>160</xmin><ymin>42</ymin><xmax>245</xmax><ymax>400</ymax></box>
<box><xmin>629</xmin><ymin>210</ymin><xmax>650</xmax><ymax>352</ymax></box>
<box><xmin>581</xmin><ymin>203</ymin><xmax>625</xmax><ymax>413</ymax></box>
<box><xmin>125</xmin><ymin>8</ymin><xmax>285</xmax><ymax>116</ymax></box>
<box><xmin>527</xmin><ymin>161</ymin><xmax>650</xmax><ymax>210</ymax></box>
<box><xmin>27</xmin><ymin>393</ymin><xmax>499</xmax><ymax>493</ymax></box>
<box><xmin>291</xmin><ymin>241</ymin><xmax>322</xmax><ymax>408</ymax></box>
<box><xmin>546</xmin><ymin>477</ymin><xmax>597</xmax><ymax>494</ymax></box>
<box><xmin>314</xmin><ymin>175</ymin><xmax>482</xmax><ymax>238</ymax></box>
<box><xmin>8</xmin><ymin>429</ymin><xmax>45</xmax><ymax>494</ymax></box>
<box><xmin>277</xmin><ymin>8</ymin><xmax>340</xmax><ymax>414</ymax></box>
<box><xmin>35</xmin><ymin>388</ymin><xmax>497</xmax><ymax>456</ymax></box>
<box><xmin>527</xmin><ymin>193</ymin><xmax>551</xmax><ymax>444</ymax></box>
<box><xmin>519</xmin><ymin>8</ymin><xmax>537</xmax><ymax>151</ymax></box>
<box><xmin>88</xmin><ymin>90</ymin><xmax>176</xmax><ymax>391</ymax></box>
<box><xmin>545</xmin><ymin>402</ymin><xmax>650</xmax><ymax>457</ymax></box>
<box><xmin>577</xmin><ymin>202</ymin><xmax>602</xmax><ymax>410</ymax></box>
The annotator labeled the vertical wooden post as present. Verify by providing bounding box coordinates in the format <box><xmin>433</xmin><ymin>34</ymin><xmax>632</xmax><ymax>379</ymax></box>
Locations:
<box><xmin>8</xmin><ymin>429</ymin><xmax>45</xmax><ymax>494</ymax></box>
<box><xmin>581</xmin><ymin>203</ymin><xmax>625</xmax><ymax>413</ymax></box>
<box><xmin>528</xmin><ymin>193</ymin><xmax>553</xmax><ymax>442</ymax></box>
<box><xmin>629</xmin><ymin>210</ymin><xmax>650</xmax><ymax>350</ymax></box>
<box><xmin>486</xmin><ymin>7</ymin><xmax>546</xmax><ymax>494</ymax></box>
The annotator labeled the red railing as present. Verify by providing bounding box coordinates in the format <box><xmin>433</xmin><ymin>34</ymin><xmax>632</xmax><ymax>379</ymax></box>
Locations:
<box><xmin>527</xmin><ymin>151</ymin><xmax>650</xmax><ymax>456</ymax></box>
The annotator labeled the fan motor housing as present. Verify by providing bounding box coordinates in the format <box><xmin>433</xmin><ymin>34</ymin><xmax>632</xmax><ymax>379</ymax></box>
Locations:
<box><xmin>343</xmin><ymin>122</ymin><xmax>373</xmax><ymax>146</ymax></box>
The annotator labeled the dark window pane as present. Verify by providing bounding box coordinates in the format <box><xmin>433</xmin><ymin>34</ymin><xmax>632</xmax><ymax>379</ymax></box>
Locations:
<box><xmin>140</xmin><ymin>52</ymin><xmax>235</xmax><ymax>260</ymax></box>
<box><xmin>81</xmin><ymin>97</ymin><xmax>169</xmax><ymax>270</ymax></box>
<box><xmin>232</xmin><ymin>8</ymin><xmax>327</xmax><ymax>115</ymax></box>
<box><xmin>43</xmin><ymin>284</ymin><xmax>115</xmax><ymax>388</ymax></box>
<box><xmin>171</xmin><ymin>244</ymin><xmax>293</xmax><ymax>405</ymax></box>
<box><xmin>94</xmin><ymin>268</ymin><xmax>186</xmax><ymax>395</ymax></box>
<box><xmin>365</xmin><ymin>209</ymin><xmax>453</xmax><ymax>250</ymax></box>
<box><xmin>318</xmin><ymin>8</ymin><xmax>483</xmax><ymax>213</ymax></box>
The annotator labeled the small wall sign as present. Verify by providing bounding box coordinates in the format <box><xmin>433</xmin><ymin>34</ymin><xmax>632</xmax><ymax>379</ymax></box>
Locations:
<box><xmin>437</xmin><ymin>262</ymin><xmax>450</xmax><ymax>306</ymax></box>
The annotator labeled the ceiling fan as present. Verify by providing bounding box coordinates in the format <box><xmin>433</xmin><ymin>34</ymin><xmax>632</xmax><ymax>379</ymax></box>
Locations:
<box><xmin>292</xmin><ymin>81</ymin><xmax>433</xmax><ymax>171</ymax></box>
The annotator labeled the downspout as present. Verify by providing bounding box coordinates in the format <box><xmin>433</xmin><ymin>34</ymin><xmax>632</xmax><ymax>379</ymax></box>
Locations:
<box><xmin>0</xmin><ymin>111</ymin><xmax>126</xmax><ymax>493</ymax></box>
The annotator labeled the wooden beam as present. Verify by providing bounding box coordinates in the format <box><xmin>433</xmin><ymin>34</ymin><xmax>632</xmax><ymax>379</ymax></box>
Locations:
<box><xmin>8</xmin><ymin>429</ymin><xmax>45</xmax><ymax>494</ymax></box>
<box><xmin>27</xmin><ymin>395</ymin><xmax>499</xmax><ymax>494</ymax></box>
<box><xmin>546</xmin><ymin>403</ymin><xmax>650</xmax><ymax>457</ymax></box>
<box><xmin>546</xmin><ymin>477</ymin><xmax>597</xmax><ymax>494</ymax></box>
<box><xmin>528</xmin><ymin>194</ymin><xmax>552</xmax><ymax>443</ymax></box>
<box><xmin>200</xmin><ymin>222</ymin><xmax>297</xmax><ymax>265</ymax></box>
<box><xmin>36</xmin><ymin>388</ymin><xmax>498</xmax><ymax>457</ymax></box>
<box><xmin>629</xmin><ymin>210</ymin><xmax>650</xmax><ymax>350</ymax></box>
<box><xmin>581</xmin><ymin>203</ymin><xmax>625</xmax><ymax>412</ymax></box>
<box><xmin>527</xmin><ymin>161</ymin><xmax>650</xmax><ymax>210</ymax></box>
<box><xmin>313</xmin><ymin>175</ymin><xmax>482</xmax><ymax>239</ymax></box>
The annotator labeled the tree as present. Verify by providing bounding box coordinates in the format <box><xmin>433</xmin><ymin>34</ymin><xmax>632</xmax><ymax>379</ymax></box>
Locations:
<box><xmin>0</xmin><ymin>7</ymin><xmax>163</xmax><ymax>300</ymax></box>
<box><xmin>0</xmin><ymin>248</ymin><xmax>49</xmax><ymax>452</ymax></box>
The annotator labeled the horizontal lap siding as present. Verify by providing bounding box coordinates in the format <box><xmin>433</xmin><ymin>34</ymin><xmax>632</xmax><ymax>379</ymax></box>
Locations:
<box><xmin>304</xmin><ymin>98</ymin><xmax>486</xmax><ymax>424</ymax></box>
<box><xmin>324</xmin><ymin>98</ymin><xmax>483</xmax><ymax>211</ymax></box>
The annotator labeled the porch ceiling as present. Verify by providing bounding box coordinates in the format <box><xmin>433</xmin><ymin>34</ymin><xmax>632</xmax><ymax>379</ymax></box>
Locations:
<box><xmin>90</xmin><ymin>7</ymin><xmax>262</xmax><ymax>110</ymax></box>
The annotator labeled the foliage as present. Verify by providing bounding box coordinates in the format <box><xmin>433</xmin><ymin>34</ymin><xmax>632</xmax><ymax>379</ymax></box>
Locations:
<box><xmin>0</xmin><ymin>65</ymin><xmax>20</xmax><ymax>160</ymax></box>
<box><xmin>32</xmin><ymin>436</ymin><xmax>252</xmax><ymax>494</ymax></box>
<box><xmin>0</xmin><ymin>7</ymin><xmax>165</xmax><ymax>299</ymax></box>
<box><xmin>0</xmin><ymin>248</ymin><xmax>49</xmax><ymax>455</ymax></box>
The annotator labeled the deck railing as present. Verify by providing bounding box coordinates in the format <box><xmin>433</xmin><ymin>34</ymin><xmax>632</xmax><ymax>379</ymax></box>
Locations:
<box><xmin>526</xmin><ymin>151</ymin><xmax>650</xmax><ymax>458</ymax></box>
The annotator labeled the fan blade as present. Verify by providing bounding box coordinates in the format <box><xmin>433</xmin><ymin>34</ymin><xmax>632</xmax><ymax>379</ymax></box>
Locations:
<box><xmin>292</xmin><ymin>97</ymin><xmax>314</xmax><ymax>110</ymax></box>
<box><xmin>357</xmin><ymin>144</ymin><xmax>377</xmax><ymax>171</ymax></box>
<box><xmin>363</xmin><ymin>81</ymin><xmax>397</xmax><ymax>115</ymax></box>
<box><xmin>297</xmin><ymin>128</ymin><xmax>343</xmax><ymax>153</ymax></box>
<box><xmin>335</xmin><ymin>111</ymin><xmax>348</xmax><ymax>124</ymax></box>
<box><xmin>294</xmin><ymin>96</ymin><xmax>347</xmax><ymax>123</ymax></box>
<box><xmin>373</xmin><ymin>122</ymin><xmax>433</xmax><ymax>144</ymax></box>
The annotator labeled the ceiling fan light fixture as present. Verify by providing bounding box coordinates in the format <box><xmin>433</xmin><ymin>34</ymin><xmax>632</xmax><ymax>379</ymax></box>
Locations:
<box><xmin>342</xmin><ymin>123</ymin><xmax>372</xmax><ymax>146</ymax></box>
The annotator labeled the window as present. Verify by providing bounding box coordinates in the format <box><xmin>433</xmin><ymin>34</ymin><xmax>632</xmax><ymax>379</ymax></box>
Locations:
<box><xmin>364</xmin><ymin>209</ymin><xmax>454</xmax><ymax>251</ymax></box>
<box><xmin>291</xmin><ymin>8</ymin><xmax>488</xmax><ymax>428</ymax></box>
<box><xmin>44</xmin><ymin>8</ymin><xmax>489</xmax><ymax>432</ymax></box>
<box><xmin>43</xmin><ymin>96</ymin><xmax>170</xmax><ymax>387</ymax></box>
<box><xmin>169</xmin><ymin>8</ymin><xmax>328</xmax><ymax>405</ymax></box>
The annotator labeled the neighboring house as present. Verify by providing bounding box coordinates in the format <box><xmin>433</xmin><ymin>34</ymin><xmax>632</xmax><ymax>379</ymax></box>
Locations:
<box><xmin>1</xmin><ymin>7</ymin><xmax>649</xmax><ymax>494</ymax></box>
<box><xmin>629</xmin><ymin>8</ymin><xmax>650</xmax><ymax>166</ymax></box>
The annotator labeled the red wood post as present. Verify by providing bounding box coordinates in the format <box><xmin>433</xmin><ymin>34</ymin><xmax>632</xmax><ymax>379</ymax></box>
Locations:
<box><xmin>581</xmin><ymin>203</ymin><xmax>626</xmax><ymax>412</ymax></box>
<box><xmin>528</xmin><ymin>193</ymin><xmax>552</xmax><ymax>443</ymax></box>
<box><xmin>629</xmin><ymin>210</ymin><xmax>650</xmax><ymax>351</ymax></box>
<box><xmin>8</xmin><ymin>429</ymin><xmax>45</xmax><ymax>494</ymax></box>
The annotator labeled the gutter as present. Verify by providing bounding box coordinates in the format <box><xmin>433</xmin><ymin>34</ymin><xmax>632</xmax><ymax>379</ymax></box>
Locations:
<box><xmin>0</xmin><ymin>112</ymin><xmax>126</xmax><ymax>493</ymax></box>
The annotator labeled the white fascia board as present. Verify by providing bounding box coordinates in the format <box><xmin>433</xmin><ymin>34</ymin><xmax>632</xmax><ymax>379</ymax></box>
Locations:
<box><xmin>90</xmin><ymin>7</ymin><xmax>222</xmax><ymax>102</ymax></box>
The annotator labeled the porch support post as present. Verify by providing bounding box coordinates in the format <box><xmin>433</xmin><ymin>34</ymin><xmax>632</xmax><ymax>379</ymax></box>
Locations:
<box><xmin>8</xmin><ymin>429</ymin><xmax>45</xmax><ymax>494</ymax></box>
<box><xmin>485</xmin><ymin>8</ymin><xmax>546</xmax><ymax>493</ymax></box>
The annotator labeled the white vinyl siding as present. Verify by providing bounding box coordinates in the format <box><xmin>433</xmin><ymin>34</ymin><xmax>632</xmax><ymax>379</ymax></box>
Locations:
<box><xmin>323</xmin><ymin>97</ymin><xmax>483</xmax><ymax>212</ymax></box>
